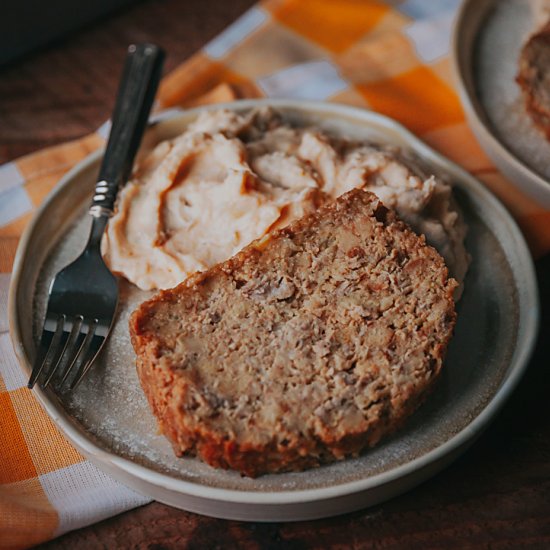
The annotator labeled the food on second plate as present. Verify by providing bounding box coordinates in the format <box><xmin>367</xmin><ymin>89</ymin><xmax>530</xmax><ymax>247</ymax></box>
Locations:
<box><xmin>102</xmin><ymin>108</ymin><xmax>469</xmax><ymax>292</ymax></box>
<box><xmin>130</xmin><ymin>189</ymin><xmax>457</xmax><ymax>477</ymax></box>
<box><xmin>517</xmin><ymin>5</ymin><xmax>550</xmax><ymax>139</ymax></box>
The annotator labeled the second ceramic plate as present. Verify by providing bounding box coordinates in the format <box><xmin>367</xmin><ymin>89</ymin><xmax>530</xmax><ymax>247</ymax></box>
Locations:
<box><xmin>453</xmin><ymin>0</ymin><xmax>550</xmax><ymax>206</ymax></box>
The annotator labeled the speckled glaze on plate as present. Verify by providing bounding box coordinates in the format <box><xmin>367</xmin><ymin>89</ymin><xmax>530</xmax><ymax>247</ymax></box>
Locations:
<box><xmin>453</xmin><ymin>0</ymin><xmax>550</xmax><ymax>206</ymax></box>
<box><xmin>9</xmin><ymin>100</ymin><xmax>539</xmax><ymax>521</ymax></box>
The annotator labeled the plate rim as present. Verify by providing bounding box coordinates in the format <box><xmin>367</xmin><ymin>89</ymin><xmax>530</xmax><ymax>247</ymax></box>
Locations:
<box><xmin>8</xmin><ymin>98</ymin><xmax>540</xmax><ymax>508</ymax></box>
<box><xmin>451</xmin><ymin>0</ymin><xmax>550</xmax><ymax>203</ymax></box>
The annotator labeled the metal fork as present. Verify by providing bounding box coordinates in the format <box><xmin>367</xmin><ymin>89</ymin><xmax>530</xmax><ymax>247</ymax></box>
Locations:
<box><xmin>28</xmin><ymin>43</ymin><xmax>165</xmax><ymax>391</ymax></box>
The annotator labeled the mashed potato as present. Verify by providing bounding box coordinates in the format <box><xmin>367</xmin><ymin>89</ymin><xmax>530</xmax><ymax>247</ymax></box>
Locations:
<box><xmin>102</xmin><ymin>108</ymin><xmax>469</xmax><ymax>293</ymax></box>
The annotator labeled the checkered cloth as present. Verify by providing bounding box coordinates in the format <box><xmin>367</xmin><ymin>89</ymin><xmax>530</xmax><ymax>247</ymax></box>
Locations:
<box><xmin>2</xmin><ymin>0</ymin><xmax>548</xmax><ymax>547</ymax></box>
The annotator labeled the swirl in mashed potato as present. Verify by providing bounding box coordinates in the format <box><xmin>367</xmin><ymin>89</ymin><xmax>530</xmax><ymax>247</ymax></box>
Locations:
<box><xmin>102</xmin><ymin>108</ymin><xmax>469</xmax><ymax>293</ymax></box>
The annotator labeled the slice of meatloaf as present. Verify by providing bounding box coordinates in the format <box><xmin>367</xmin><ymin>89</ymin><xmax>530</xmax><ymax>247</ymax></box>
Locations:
<box><xmin>517</xmin><ymin>22</ymin><xmax>550</xmax><ymax>140</ymax></box>
<box><xmin>130</xmin><ymin>189</ymin><xmax>457</xmax><ymax>477</ymax></box>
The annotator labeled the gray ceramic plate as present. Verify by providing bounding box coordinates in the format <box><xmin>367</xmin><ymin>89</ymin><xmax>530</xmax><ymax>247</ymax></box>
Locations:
<box><xmin>9</xmin><ymin>100</ymin><xmax>539</xmax><ymax>521</ymax></box>
<box><xmin>453</xmin><ymin>0</ymin><xmax>550</xmax><ymax>206</ymax></box>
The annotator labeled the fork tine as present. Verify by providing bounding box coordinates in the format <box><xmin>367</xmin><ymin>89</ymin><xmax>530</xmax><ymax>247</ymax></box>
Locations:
<box><xmin>72</xmin><ymin>334</ymin><xmax>106</xmax><ymax>388</ymax></box>
<box><xmin>70</xmin><ymin>331</ymin><xmax>105</xmax><ymax>390</ymax></box>
<box><xmin>58</xmin><ymin>317</ymin><xmax>87</xmax><ymax>387</ymax></box>
<box><xmin>42</xmin><ymin>316</ymin><xmax>83</xmax><ymax>389</ymax></box>
<box><xmin>65</xmin><ymin>319</ymin><xmax>98</xmax><ymax>389</ymax></box>
<box><xmin>27</xmin><ymin>315</ymin><xmax>64</xmax><ymax>389</ymax></box>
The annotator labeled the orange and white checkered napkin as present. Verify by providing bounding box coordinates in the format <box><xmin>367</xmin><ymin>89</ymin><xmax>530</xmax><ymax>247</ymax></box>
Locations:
<box><xmin>2</xmin><ymin>0</ymin><xmax>549</xmax><ymax>547</ymax></box>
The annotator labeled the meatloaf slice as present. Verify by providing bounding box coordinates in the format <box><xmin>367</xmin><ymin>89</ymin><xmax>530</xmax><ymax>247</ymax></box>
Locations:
<box><xmin>517</xmin><ymin>22</ymin><xmax>550</xmax><ymax>140</ymax></box>
<box><xmin>130</xmin><ymin>189</ymin><xmax>457</xmax><ymax>477</ymax></box>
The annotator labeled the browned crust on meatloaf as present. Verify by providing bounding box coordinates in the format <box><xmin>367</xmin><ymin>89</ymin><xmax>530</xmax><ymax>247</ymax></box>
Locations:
<box><xmin>517</xmin><ymin>22</ymin><xmax>550</xmax><ymax>140</ymax></box>
<box><xmin>130</xmin><ymin>189</ymin><xmax>457</xmax><ymax>477</ymax></box>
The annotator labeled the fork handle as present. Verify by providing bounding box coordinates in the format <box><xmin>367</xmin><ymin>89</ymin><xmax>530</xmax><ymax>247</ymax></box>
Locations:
<box><xmin>89</xmin><ymin>43</ymin><xmax>165</xmax><ymax>221</ymax></box>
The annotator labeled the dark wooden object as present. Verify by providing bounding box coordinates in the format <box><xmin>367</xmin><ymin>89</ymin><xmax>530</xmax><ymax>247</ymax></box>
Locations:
<box><xmin>1</xmin><ymin>0</ymin><xmax>549</xmax><ymax>547</ymax></box>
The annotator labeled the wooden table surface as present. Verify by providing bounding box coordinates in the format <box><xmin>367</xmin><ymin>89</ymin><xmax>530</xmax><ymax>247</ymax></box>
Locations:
<box><xmin>2</xmin><ymin>1</ymin><xmax>549</xmax><ymax>548</ymax></box>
